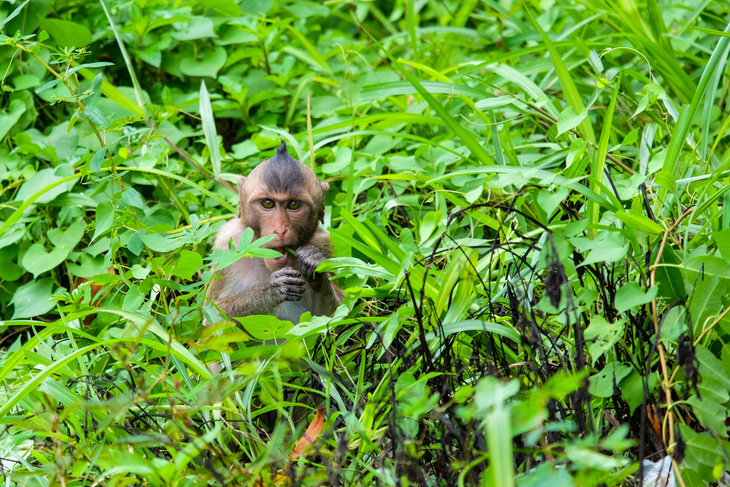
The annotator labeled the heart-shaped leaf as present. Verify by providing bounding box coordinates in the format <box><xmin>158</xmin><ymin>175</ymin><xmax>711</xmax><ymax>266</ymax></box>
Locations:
<box><xmin>22</xmin><ymin>243</ymin><xmax>68</xmax><ymax>277</ymax></box>
<box><xmin>21</xmin><ymin>221</ymin><xmax>84</xmax><ymax>277</ymax></box>
<box><xmin>179</xmin><ymin>47</ymin><xmax>227</xmax><ymax>78</ymax></box>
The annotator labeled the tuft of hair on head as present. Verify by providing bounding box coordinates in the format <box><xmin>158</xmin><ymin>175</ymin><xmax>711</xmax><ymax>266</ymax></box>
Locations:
<box><xmin>277</xmin><ymin>140</ymin><xmax>288</xmax><ymax>157</ymax></box>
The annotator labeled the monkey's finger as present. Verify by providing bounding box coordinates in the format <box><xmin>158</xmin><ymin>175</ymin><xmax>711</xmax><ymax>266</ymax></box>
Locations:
<box><xmin>277</xmin><ymin>268</ymin><xmax>302</xmax><ymax>277</ymax></box>
<box><xmin>280</xmin><ymin>277</ymin><xmax>306</xmax><ymax>287</ymax></box>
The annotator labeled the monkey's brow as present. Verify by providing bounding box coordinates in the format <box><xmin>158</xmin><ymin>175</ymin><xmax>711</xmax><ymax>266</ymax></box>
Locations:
<box><xmin>251</xmin><ymin>193</ymin><xmax>312</xmax><ymax>204</ymax></box>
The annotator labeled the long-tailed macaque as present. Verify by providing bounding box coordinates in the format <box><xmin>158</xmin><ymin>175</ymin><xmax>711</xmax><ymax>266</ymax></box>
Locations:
<box><xmin>207</xmin><ymin>141</ymin><xmax>344</xmax><ymax>324</ymax></box>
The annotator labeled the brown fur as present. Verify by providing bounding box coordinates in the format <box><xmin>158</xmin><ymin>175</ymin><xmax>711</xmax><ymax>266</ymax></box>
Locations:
<box><xmin>207</xmin><ymin>142</ymin><xmax>344</xmax><ymax>323</ymax></box>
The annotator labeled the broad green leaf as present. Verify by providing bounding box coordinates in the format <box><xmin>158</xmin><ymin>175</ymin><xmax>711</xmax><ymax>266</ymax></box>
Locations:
<box><xmin>615</xmin><ymin>282</ymin><xmax>658</xmax><ymax>313</ymax></box>
<box><xmin>615</xmin><ymin>210</ymin><xmax>663</xmax><ymax>234</ymax></box>
<box><xmin>121</xmin><ymin>187</ymin><xmax>145</xmax><ymax>209</ymax></box>
<box><xmin>579</xmin><ymin>232</ymin><xmax>628</xmax><ymax>267</ymax></box>
<box><xmin>11</xmin><ymin>278</ymin><xmax>55</xmax><ymax>319</ymax></box>
<box><xmin>585</xmin><ymin>315</ymin><xmax>626</xmax><ymax>365</ymax></box>
<box><xmin>588</xmin><ymin>362</ymin><xmax>632</xmax><ymax>398</ymax></box>
<box><xmin>137</xmin><ymin>230</ymin><xmax>185</xmax><ymax>253</ymax></box>
<box><xmin>179</xmin><ymin>47</ymin><xmax>227</xmax><ymax>77</ymax></box>
<box><xmin>689</xmin><ymin>275</ymin><xmax>726</xmax><ymax>336</ymax></box>
<box><xmin>172</xmin><ymin>250</ymin><xmax>203</xmax><ymax>280</ymax></box>
<box><xmin>687</xmin><ymin>377</ymin><xmax>727</xmax><ymax>435</ymax></box>
<box><xmin>713</xmin><ymin>227</ymin><xmax>730</xmax><ymax>258</ymax></box>
<box><xmin>89</xmin><ymin>147</ymin><xmax>106</xmax><ymax>173</ymax></box>
<box><xmin>122</xmin><ymin>284</ymin><xmax>144</xmax><ymax>312</ymax></box>
<box><xmin>652</xmin><ymin>246</ymin><xmax>686</xmax><ymax>302</ymax></box>
<box><xmin>556</xmin><ymin>106</ymin><xmax>587</xmax><ymax>136</ymax></box>
<box><xmin>20</xmin><ymin>220</ymin><xmax>84</xmax><ymax>277</ymax></box>
<box><xmin>424</xmin><ymin>319</ymin><xmax>520</xmax><ymax>343</ymax></box>
<box><xmin>697</xmin><ymin>345</ymin><xmax>730</xmax><ymax>391</ymax></box>
<box><xmin>40</xmin><ymin>18</ymin><xmax>92</xmax><ymax>47</ymax></box>
<box><xmin>0</xmin><ymin>99</ymin><xmax>27</xmax><ymax>139</ymax></box>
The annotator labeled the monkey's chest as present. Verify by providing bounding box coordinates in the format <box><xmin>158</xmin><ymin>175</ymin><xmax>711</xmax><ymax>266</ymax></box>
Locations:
<box><xmin>273</xmin><ymin>300</ymin><xmax>311</xmax><ymax>324</ymax></box>
<box><xmin>273</xmin><ymin>284</ymin><xmax>316</xmax><ymax>323</ymax></box>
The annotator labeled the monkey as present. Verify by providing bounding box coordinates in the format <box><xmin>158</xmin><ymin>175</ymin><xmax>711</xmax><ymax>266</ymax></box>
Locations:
<box><xmin>206</xmin><ymin>141</ymin><xmax>344</xmax><ymax>325</ymax></box>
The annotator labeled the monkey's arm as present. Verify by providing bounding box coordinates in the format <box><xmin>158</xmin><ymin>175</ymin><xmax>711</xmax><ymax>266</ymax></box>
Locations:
<box><xmin>208</xmin><ymin>264</ymin><xmax>306</xmax><ymax>318</ymax></box>
<box><xmin>296</xmin><ymin>244</ymin><xmax>345</xmax><ymax>316</ymax></box>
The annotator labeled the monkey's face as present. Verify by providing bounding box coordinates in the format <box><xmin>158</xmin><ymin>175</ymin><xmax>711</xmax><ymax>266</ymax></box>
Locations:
<box><xmin>247</xmin><ymin>193</ymin><xmax>319</xmax><ymax>271</ymax></box>
<box><xmin>237</xmin><ymin>142</ymin><xmax>328</xmax><ymax>272</ymax></box>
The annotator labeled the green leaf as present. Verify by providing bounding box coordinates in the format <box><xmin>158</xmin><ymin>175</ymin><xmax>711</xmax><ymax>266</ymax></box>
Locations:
<box><xmin>93</xmin><ymin>200</ymin><xmax>114</xmax><ymax>242</ymax></box>
<box><xmin>615</xmin><ymin>282</ymin><xmax>658</xmax><ymax>313</ymax></box>
<box><xmin>526</xmin><ymin>10</ymin><xmax>595</xmax><ymax>142</ymax></box>
<box><xmin>84</xmin><ymin>106</ymin><xmax>109</xmax><ymax>128</ymax></box>
<box><xmin>122</xmin><ymin>284</ymin><xmax>144</xmax><ymax>312</ymax></box>
<box><xmin>556</xmin><ymin>106</ymin><xmax>587</xmax><ymax>136</ymax></box>
<box><xmin>122</xmin><ymin>187</ymin><xmax>145</xmax><ymax>209</ymax></box>
<box><xmin>0</xmin><ymin>0</ymin><xmax>30</xmax><ymax>31</ymax></box>
<box><xmin>40</xmin><ymin>18</ymin><xmax>92</xmax><ymax>48</ymax></box>
<box><xmin>653</xmin><ymin>246</ymin><xmax>686</xmax><ymax>302</ymax></box>
<box><xmin>137</xmin><ymin>229</ymin><xmax>185</xmax><ymax>253</ymax></box>
<box><xmin>585</xmin><ymin>315</ymin><xmax>626</xmax><ymax>365</ymax></box>
<box><xmin>424</xmin><ymin>319</ymin><xmax>520</xmax><ymax>343</ymax></box>
<box><xmin>86</xmin><ymin>72</ymin><xmax>103</xmax><ymax>107</ymax></box>
<box><xmin>361</xmin><ymin>81</ymin><xmax>486</xmax><ymax>100</ymax></box>
<box><xmin>688</xmin><ymin>384</ymin><xmax>728</xmax><ymax>435</ymax></box>
<box><xmin>34</xmin><ymin>78</ymin><xmax>61</xmax><ymax>94</ymax></box>
<box><xmin>579</xmin><ymin>231</ymin><xmax>628</xmax><ymax>267</ymax></box>
<box><xmin>89</xmin><ymin>147</ymin><xmax>106</xmax><ymax>173</ymax></box>
<box><xmin>662</xmin><ymin>21</ymin><xmax>730</xmax><ymax>178</ymax></box>
<box><xmin>0</xmin><ymin>99</ymin><xmax>27</xmax><ymax>140</ymax></box>
<box><xmin>361</xmin><ymin>27</ymin><xmax>493</xmax><ymax>166</ymax></box>
<box><xmin>689</xmin><ymin>275</ymin><xmax>726</xmax><ymax>336</ymax></box>
<box><xmin>179</xmin><ymin>47</ymin><xmax>227</xmax><ymax>78</ymax></box>
<box><xmin>20</xmin><ymin>221</ymin><xmax>84</xmax><ymax>277</ymax></box>
<box><xmin>712</xmin><ymin>227</ymin><xmax>730</xmax><ymax>258</ymax></box>
<box><xmin>697</xmin><ymin>345</ymin><xmax>730</xmax><ymax>391</ymax></box>
<box><xmin>234</xmin><ymin>314</ymin><xmax>295</xmax><ymax>340</ymax></box>
<box><xmin>204</xmin><ymin>0</ymin><xmax>242</xmax><ymax>16</ymax></box>
<box><xmin>199</xmin><ymin>80</ymin><xmax>221</xmax><ymax>178</ymax></box>
<box><xmin>589</xmin><ymin>362</ymin><xmax>632</xmax><ymax>398</ymax></box>
<box><xmin>172</xmin><ymin>250</ymin><xmax>203</xmax><ymax>280</ymax></box>
<box><xmin>615</xmin><ymin>210</ymin><xmax>663</xmax><ymax>234</ymax></box>
<box><xmin>475</xmin><ymin>95</ymin><xmax>516</xmax><ymax>110</ymax></box>
<box><xmin>11</xmin><ymin>278</ymin><xmax>55</xmax><ymax>319</ymax></box>
<box><xmin>590</xmin><ymin>73</ymin><xmax>621</xmax><ymax>229</ymax></box>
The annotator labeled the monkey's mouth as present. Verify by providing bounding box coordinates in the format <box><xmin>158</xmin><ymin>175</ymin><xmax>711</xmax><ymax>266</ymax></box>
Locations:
<box><xmin>270</xmin><ymin>247</ymin><xmax>292</xmax><ymax>265</ymax></box>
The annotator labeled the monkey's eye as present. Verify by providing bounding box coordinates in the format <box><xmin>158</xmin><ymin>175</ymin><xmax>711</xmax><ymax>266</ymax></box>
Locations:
<box><xmin>261</xmin><ymin>199</ymin><xmax>275</xmax><ymax>209</ymax></box>
<box><xmin>286</xmin><ymin>200</ymin><xmax>302</xmax><ymax>210</ymax></box>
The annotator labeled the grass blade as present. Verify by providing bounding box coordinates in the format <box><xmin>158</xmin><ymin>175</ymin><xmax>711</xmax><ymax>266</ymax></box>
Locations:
<box><xmin>359</xmin><ymin>23</ymin><xmax>494</xmax><ymax>166</ymax></box>
<box><xmin>200</xmin><ymin>80</ymin><xmax>222</xmax><ymax>178</ymax></box>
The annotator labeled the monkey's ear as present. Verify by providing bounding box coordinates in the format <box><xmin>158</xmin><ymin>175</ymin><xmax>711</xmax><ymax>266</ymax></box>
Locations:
<box><xmin>320</xmin><ymin>181</ymin><xmax>329</xmax><ymax>193</ymax></box>
<box><xmin>237</xmin><ymin>176</ymin><xmax>247</xmax><ymax>220</ymax></box>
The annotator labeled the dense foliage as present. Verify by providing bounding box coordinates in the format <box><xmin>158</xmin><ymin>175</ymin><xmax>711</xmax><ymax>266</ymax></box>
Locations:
<box><xmin>2</xmin><ymin>0</ymin><xmax>730</xmax><ymax>485</ymax></box>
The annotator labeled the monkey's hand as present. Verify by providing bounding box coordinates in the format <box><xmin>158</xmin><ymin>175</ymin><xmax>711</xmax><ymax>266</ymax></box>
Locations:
<box><xmin>268</xmin><ymin>267</ymin><xmax>306</xmax><ymax>304</ymax></box>
<box><xmin>296</xmin><ymin>245</ymin><xmax>327</xmax><ymax>283</ymax></box>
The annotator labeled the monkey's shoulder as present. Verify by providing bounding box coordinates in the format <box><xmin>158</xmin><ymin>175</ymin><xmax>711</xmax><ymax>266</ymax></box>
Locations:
<box><xmin>213</xmin><ymin>218</ymin><xmax>246</xmax><ymax>250</ymax></box>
